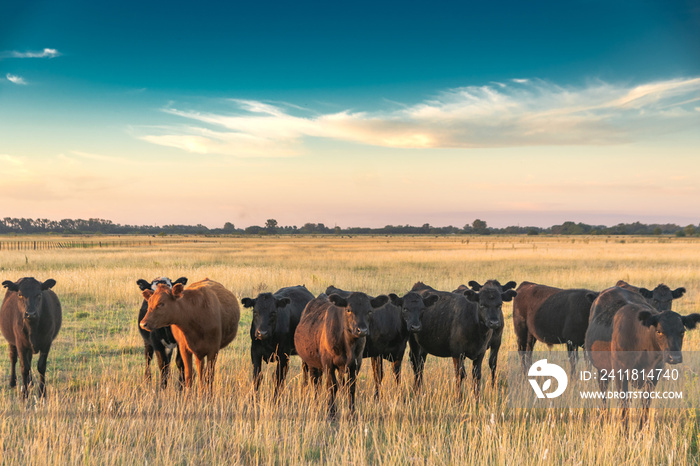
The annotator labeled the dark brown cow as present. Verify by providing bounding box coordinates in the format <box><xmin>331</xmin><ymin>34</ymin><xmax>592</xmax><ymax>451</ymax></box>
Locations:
<box><xmin>294</xmin><ymin>292</ymin><xmax>388</xmax><ymax>418</ymax></box>
<box><xmin>616</xmin><ymin>280</ymin><xmax>685</xmax><ymax>311</ymax></box>
<box><xmin>140</xmin><ymin>278</ymin><xmax>240</xmax><ymax>393</ymax></box>
<box><xmin>1</xmin><ymin>277</ymin><xmax>62</xmax><ymax>398</ymax></box>
<box><xmin>409</xmin><ymin>280</ymin><xmax>516</xmax><ymax>397</ymax></box>
<box><xmin>609</xmin><ymin>301</ymin><xmax>700</xmax><ymax>426</ymax></box>
<box><xmin>513</xmin><ymin>281</ymin><xmax>598</xmax><ymax>375</ymax></box>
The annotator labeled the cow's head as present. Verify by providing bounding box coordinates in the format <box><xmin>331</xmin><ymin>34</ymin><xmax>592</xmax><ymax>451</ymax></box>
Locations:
<box><xmin>329</xmin><ymin>292</ymin><xmax>388</xmax><ymax>338</ymax></box>
<box><xmin>389</xmin><ymin>291</ymin><xmax>438</xmax><ymax>333</ymax></box>
<box><xmin>639</xmin><ymin>284</ymin><xmax>686</xmax><ymax>312</ymax></box>
<box><xmin>638</xmin><ymin>310</ymin><xmax>700</xmax><ymax>364</ymax></box>
<box><xmin>136</xmin><ymin>276</ymin><xmax>187</xmax><ymax>292</ymax></box>
<box><xmin>139</xmin><ymin>283</ymin><xmax>185</xmax><ymax>331</ymax></box>
<box><xmin>463</xmin><ymin>279</ymin><xmax>517</xmax><ymax>329</ymax></box>
<box><xmin>2</xmin><ymin>277</ymin><xmax>56</xmax><ymax>350</ymax></box>
<box><xmin>242</xmin><ymin>293</ymin><xmax>291</xmax><ymax>340</ymax></box>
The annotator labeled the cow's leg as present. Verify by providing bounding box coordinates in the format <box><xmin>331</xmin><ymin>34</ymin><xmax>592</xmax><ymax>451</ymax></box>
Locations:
<box><xmin>391</xmin><ymin>357</ymin><xmax>402</xmax><ymax>385</ymax></box>
<box><xmin>36</xmin><ymin>350</ymin><xmax>50</xmax><ymax>398</ymax></box>
<box><xmin>514</xmin><ymin>318</ymin><xmax>531</xmax><ymax>373</ymax></box>
<box><xmin>311</xmin><ymin>367</ymin><xmax>323</xmax><ymax>396</ymax></box>
<box><xmin>9</xmin><ymin>344</ymin><xmax>18</xmax><ymax>388</ymax></box>
<box><xmin>488</xmin><ymin>337</ymin><xmax>502</xmax><ymax>387</ymax></box>
<box><xmin>453</xmin><ymin>356</ymin><xmax>467</xmax><ymax>399</ymax></box>
<box><xmin>302</xmin><ymin>362</ymin><xmax>309</xmax><ymax>387</ymax></box>
<box><xmin>618</xmin><ymin>376</ymin><xmax>629</xmax><ymax>428</ymax></box>
<box><xmin>19</xmin><ymin>347</ymin><xmax>32</xmax><ymax>398</ymax></box>
<box><xmin>194</xmin><ymin>355</ymin><xmax>206</xmax><ymax>393</ymax></box>
<box><xmin>143</xmin><ymin>342</ymin><xmax>154</xmax><ymax>382</ymax></box>
<box><xmin>347</xmin><ymin>362</ymin><xmax>359</xmax><ymax>416</ymax></box>
<box><xmin>251</xmin><ymin>347</ymin><xmax>263</xmax><ymax>392</ymax></box>
<box><xmin>566</xmin><ymin>341</ymin><xmax>579</xmax><ymax>377</ymax></box>
<box><xmin>273</xmin><ymin>352</ymin><xmax>290</xmax><ymax>401</ymax></box>
<box><xmin>174</xmin><ymin>348</ymin><xmax>185</xmax><ymax>391</ymax></box>
<box><xmin>206</xmin><ymin>353</ymin><xmax>217</xmax><ymax>394</ymax></box>
<box><xmin>639</xmin><ymin>382</ymin><xmax>653</xmax><ymax>429</ymax></box>
<box><xmin>156</xmin><ymin>348</ymin><xmax>171</xmax><ymax>390</ymax></box>
<box><xmin>472</xmin><ymin>353</ymin><xmax>485</xmax><ymax>399</ymax></box>
<box><xmin>409</xmin><ymin>336</ymin><xmax>426</xmax><ymax>391</ymax></box>
<box><xmin>326</xmin><ymin>367</ymin><xmax>339</xmax><ymax>419</ymax></box>
<box><xmin>371</xmin><ymin>357</ymin><xmax>383</xmax><ymax>399</ymax></box>
<box><xmin>180</xmin><ymin>346</ymin><xmax>194</xmax><ymax>390</ymax></box>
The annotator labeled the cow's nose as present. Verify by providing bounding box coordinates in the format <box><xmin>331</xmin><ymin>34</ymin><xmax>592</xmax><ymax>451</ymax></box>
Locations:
<box><xmin>488</xmin><ymin>319</ymin><xmax>500</xmax><ymax>328</ymax></box>
<box><xmin>256</xmin><ymin>330</ymin><xmax>269</xmax><ymax>340</ymax></box>
<box><xmin>410</xmin><ymin>324</ymin><xmax>422</xmax><ymax>333</ymax></box>
<box><xmin>139</xmin><ymin>321</ymin><xmax>151</xmax><ymax>331</ymax></box>
<box><xmin>356</xmin><ymin>327</ymin><xmax>369</xmax><ymax>337</ymax></box>
<box><xmin>667</xmin><ymin>353</ymin><xmax>683</xmax><ymax>364</ymax></box>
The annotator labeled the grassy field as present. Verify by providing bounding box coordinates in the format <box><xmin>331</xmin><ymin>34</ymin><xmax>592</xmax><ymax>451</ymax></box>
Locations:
<box><xmin>0</xmin><ymin>235</ymin><xmax>699</xmax><ymax>465</ymax></box>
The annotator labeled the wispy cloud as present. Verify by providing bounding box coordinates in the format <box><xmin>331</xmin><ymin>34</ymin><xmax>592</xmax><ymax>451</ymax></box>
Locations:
<box><xmin>0</xmin><ymin>48</ymin><xmax>61</xmax><ymax>59</ymax></box>
<box><xmin>6</xmin><ymin>73</ymin><xmax>27</xmax><ymax>85</ymax></box>
<box><xmin>137</xmin><ymin>77</ymin><xmax>700</xmax><ymax>157</ymax></box>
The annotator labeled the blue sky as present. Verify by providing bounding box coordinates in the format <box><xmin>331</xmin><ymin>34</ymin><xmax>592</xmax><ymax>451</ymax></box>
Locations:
<box><xmin>1</xmin><ymin>0</ymin><xmax>699</xmax><ymax>228</ymax></box>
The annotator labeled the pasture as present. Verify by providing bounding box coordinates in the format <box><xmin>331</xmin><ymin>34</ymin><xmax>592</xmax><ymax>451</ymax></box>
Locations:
<box><xmin>1</xmin><ymin>235</ymin><xmax>699</xmax><ymax>464</ymax></box>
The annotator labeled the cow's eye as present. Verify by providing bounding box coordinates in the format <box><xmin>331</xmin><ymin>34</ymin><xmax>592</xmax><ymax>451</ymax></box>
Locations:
<box><xmin>346</xmin><ymin>309</ymin><xmax>352</xmax><ymax>314</ymax></box>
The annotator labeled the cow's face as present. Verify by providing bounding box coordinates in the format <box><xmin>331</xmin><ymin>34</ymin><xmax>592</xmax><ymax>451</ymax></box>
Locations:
<box><xmin>140</xmin><ymin>283</ymin><xmax>183</xmax><ymax>331</ymax></box>
<box><xmin>390</xmin><ymin>292</ymin><xmax>438</xmax><ymax>333</ymax></box>
<box><xmin>137</xmin><ymin>276</ymin><xmax>187</xmax><ymax>292</ymax></box>
<box><xmin>2</xmin><ymin>277</ymin><xmax>56</xmax><ymax>350</ymax></box>
<box><xmin>242</xmin><ymin>293</ymin><xmax>290</xmax><ymax>340</ymax></box>
<box><xmin>464</xmin><ymin>281</ymin><xmax>516</xmax><ymax>330</ymax></box>
<box><xmin>639</xmin><ymin>311</ymin><xmax>700</xmax><ymax>364</ymax></box>
<box><xmin>329</xmin><ymin>292</ymin><xmax>388</xmax><ymax>338</ymax></box>
<box><xmin>639</xmin><ymin>284</ymin><xmax>686</xmax><ymax>312</ymax></box>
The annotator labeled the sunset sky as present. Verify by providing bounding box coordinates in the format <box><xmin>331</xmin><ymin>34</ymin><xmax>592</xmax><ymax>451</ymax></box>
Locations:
<box><xmin>1</xmin><ymin>1</ymin><xmax>699</xmax><ymax>228</ymax></box>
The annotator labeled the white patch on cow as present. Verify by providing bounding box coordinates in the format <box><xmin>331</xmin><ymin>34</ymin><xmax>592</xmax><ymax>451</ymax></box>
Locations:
<box><xmin>150</xmin><ymin>277</ymin><xmax>173</xmax><ymax>290</ymax></box>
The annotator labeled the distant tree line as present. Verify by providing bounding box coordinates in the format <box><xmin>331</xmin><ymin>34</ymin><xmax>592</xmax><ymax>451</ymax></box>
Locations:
<box><xmin>1</xmin><ymin>217</ymin><xmax>698</xmax><ymax>237</ymax></box>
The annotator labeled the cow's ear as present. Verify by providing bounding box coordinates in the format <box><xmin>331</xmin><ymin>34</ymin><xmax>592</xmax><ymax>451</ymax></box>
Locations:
<box><xmin>501</xmin><ymin>290</ymin><xmax>517</xmax><ymax>302</ymax></box>
<box><xmin>2</xmin><ymin>280</ymin><xmax>18</xmax><ymax>292</ymax></box>
<box><xmin>142</xmin><ymin>289</ymin><xmax>154</xmax><ymax>300</ymax></box>
<box><xmin>329</xmin><ymin>294</ymin><xmax>348</xmax><ymax>307</ymax></box>
<box><xmin>136</xmin><ymin>279</ymin><xmax>151</xmax><ymax>291</ymax></box>
<box><xmin>276</xmin><ymin>297</ymin><xmax>291</xmax><ymax>308</ymax></box>
<box><xmin>41</xmin><ymin>279</ymin><xmax>56</xmax><ymax>290</ymax></box>
<box><xmin>173</xmin><ymin>277</ymin><xmax>188</xmax><ymax>286</ymax></box>
<box><xmin>241</xmin><ymin>298</ymin><xmax>255</xmax><ymax>308</ymax></box>
<box><xmin>172</xmin><ymin>283</ymin><xmax>184</xmax><ymax>298</ymax></box>
<box><xmin>463</xmin><ymin>289</ymin><xmax>479</xmax><ymax>302</ymax></box>
<box><xmin>586</xmin><ymin>292</ymin><xmax>599</xmax><ymax>303</ymax></box>
<box><xmin>468</xmin><ymin>281</ymin><xmax>482</xmax><ymax>291</ymax></box>
<box><xmin>681</xmin><ymin>313</ymin><xmax>700</xmax><ymax>330</ymax></box>
<box><xmin>502</xmin><ymin>281</ymin><xmax>517</xmax><ymax>291</ymax></box>
<box><xmin>639</xmin><ymin>288</ymin><xmax>653</xmax><ymax>299</ymax></box>
<box><xmin>423</xmin><ymin>294</ymin><xmax>439</xmax><ymax>307</ymax></box>
<box><xmin>389</xmin><ymin>293</ymin><xmax>403</xmax><ymax>307</ymax></box>
<box><xmin>371</xmin><ymin>295</ymin><xmax>389</xmax><ymax>309</ymax></box>
<box><xmin>638</xmin><ymin>311</ymin><xmax>658</xmax><ymax>327</ymax></box>
<box><xmin>672</xmin><ymin>287</ymin><xmax>686</xmax><ymax>299</ymax></box>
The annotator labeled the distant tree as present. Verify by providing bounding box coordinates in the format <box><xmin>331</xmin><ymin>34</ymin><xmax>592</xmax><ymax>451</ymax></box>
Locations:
<box><xmin>472</xmin><ymin>219</ymin><xmax>489</xmax><ymax>235</ymax></box>
<box><xmin>684</xmin><ymin>224</ymin><xmax>696</xmax><ymax>237</ymax></box>
<box><xmin>675</xmin><ymin>230</ymin><xmax>686</xmax><ymax>237</ymax></box>
<box><xmin>652</xmin><ymin>227</ymin><xmax>662</xmax><ymax>235</ymax></box>
<box><xmin>527</xmin><ymin>228</ymin><xmax>539</xmax><ymax>236</ymax></box>
<box><xmin>245</xmin><ymin>225</ymin><xmax>263</xmax><ymax>235</ymax></box>
<box><xmin>223</xmin><ymin>222</ymin><xmax>236</xmax><ymax>233</ymax></box>
<box><xmin>265</xmin><ymin>219</ymin><xmax>278</xmax><ymax>234</ymax></box>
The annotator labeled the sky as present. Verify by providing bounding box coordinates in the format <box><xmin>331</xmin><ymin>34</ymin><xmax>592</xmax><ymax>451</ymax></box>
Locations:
<box><xmin>1</xmin><ymin>0</ymin><xmax>699</xmax><ymax>229</ymax></box>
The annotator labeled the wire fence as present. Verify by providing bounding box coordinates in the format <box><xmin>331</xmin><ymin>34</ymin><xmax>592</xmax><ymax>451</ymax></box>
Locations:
<box><xmin>0</xmin><ymin>239</ymin><xmax>216</xmax><ymax>251</ymax></box>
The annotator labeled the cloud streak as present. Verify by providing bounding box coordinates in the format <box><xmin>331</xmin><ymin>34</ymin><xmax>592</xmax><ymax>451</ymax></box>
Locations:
<box><xmin>138</xmin><ymin>77</ymin><xmax>700</xmax><ymax>157</ymax></box>
<box><xmin>6</xmin><ymin>73</ymin><xmax>27</xmax><ymax>85</ymax></box>
<box><xmin>0</xmin><ymin>48</ymin><xmax>61</xmax><ymax>59</ymax></box>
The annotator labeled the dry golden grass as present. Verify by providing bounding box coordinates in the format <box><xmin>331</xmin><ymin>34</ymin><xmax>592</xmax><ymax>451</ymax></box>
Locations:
<box><xmin>1</xmin><ymin>235</ymin><xmax>699</xmax><ymax>464</ymax></box>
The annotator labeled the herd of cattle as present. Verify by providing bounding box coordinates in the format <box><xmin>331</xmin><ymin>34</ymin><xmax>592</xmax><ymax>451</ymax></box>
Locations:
<box><xmin>1</xmin><ymin>275</ymin><xmax>699</xmax><ymax>422</ymax></box>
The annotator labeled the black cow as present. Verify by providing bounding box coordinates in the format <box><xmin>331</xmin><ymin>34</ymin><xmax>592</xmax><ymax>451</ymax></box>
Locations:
<box><xmin>242</xmin><ymin>285</ymin><xmax>315</xmax><ymax>399</ymax></box>
<box><xmin>295</xmin><ymin>292</ymin><xmax>388</xmax><ymax>418</ymax></box>
<box><xmin>616</xmin><ymin>280</ymin><xmax>686</xmax><ymax>311</ymax></box>
<box><xmin>409</xmin><ymin>280</ymin><xmax>516</xmax><ymax>397</ymax></box>
<box><xmin>1</xmin><ymin>277</ymin><xmax>62</xmax><ymax>397</ymax></box>
<box><xmin>512</xmin><ymin>281</ymin><xmax>599</xmax><ymax>375</ymax></box>
<box><xmin>136</xmin><ymin>276</ymin><xmax>187</xmax><ymax>389</ymax></box>
<box><xmin>325</xmin><ymin>285</ymin><xmax>438</xmax><ymax>398</ymax></box>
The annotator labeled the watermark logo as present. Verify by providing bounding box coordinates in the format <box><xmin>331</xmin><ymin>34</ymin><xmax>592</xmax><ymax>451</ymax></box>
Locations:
<box><xmin>528</xmin><ymin>359</ymin><xmax>568</xmax><ymax>399</ymax></box>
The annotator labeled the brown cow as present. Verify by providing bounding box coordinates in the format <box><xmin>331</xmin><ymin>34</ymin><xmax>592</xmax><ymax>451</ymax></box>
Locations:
<box><xmin>610</xmin><ymin>304</ymin><xmax>700</xmax><ymax>427</ymax></box>
<box><xmin>1</xmin><ymin>277</ymin><xmax>62</xmax><ymax>398</ymax></box>
<box><xmin>513</xmin><ymin>281</ymin><xmax>598</xmax><ymax>375</ymax></box>
<box><xmin>140</xmin><ymin>278</ymin><xmax>240</xmax><ymax>393</ymax></box>
<box><xmin>294</xmin><ymin>292</ymin><xmax>388</xmax><ymax>418</ymax></box>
